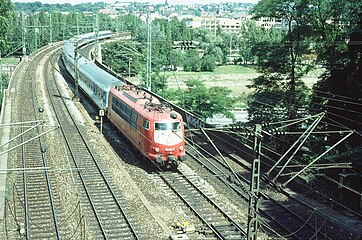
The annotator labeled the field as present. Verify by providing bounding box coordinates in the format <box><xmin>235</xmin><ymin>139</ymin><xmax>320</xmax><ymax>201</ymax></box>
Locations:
<box><xmin>163</xmin><ymin>65</ymin><xmax>320</xmax><ymax>108</ymax></box>
<box><xmin>165</xmin><ymin>65</ymin><xmax>320</xmax><ymax>95</ymax></box>
<box><xmin>165</xmin><ymin>65</ymin><xmax>259</xmax><ymax>98</ymax></box>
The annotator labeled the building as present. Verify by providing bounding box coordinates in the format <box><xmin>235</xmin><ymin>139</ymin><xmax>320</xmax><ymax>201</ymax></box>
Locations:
<box><xmin>187</xmin><ymin>14</ymin><xmax>288</xmax><ymax>33</ymax></box>
<box><xmin>186</xmin><ymin>16</ymin><xmax>242</xmax><ymax>33</ymax></box>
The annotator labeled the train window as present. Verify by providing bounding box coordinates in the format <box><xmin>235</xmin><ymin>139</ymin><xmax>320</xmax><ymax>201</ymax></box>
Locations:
<box><xmin>120</xmin><ymin>101</ymin><xmax>126</xmax><ymax>111</ymax></box>
<box><xmin>143</xmin><ymin>120</ymin><xmax>150</xmax><ymax>130</ymax></box>
<box><xmin>130</xmin><ymin>111</ymin><xmax>138</xmax><ymax>128</ymax></box>
<box><xmin>172</xmin><ymin>122</ymin><xmax>181</xmax><ymax>130</ymax></box>
<box><xmin>155</xmin><ymin>122</ymin><xmax>181</xmax><ymax>131</ymax></box>
<box><xmin>125</xmin><ymin>106</ymin><xmax>131</xmax><ymax>117</ymax></box>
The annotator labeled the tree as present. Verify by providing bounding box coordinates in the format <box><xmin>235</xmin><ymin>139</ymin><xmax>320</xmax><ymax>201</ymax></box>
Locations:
<box><xmin>201</xmin><ymin>54</ymin><xmax>217</xmax><ymax>71</ymax></box>
<box><xmin>179</xmin><ymin>78</ymin><xmax>236</xmax><ymax>120</ymax></box>
<box><xmin>183</xmin><ymin>49</ymin><xmax>201</xmax><ymax>71</ymax></box>
<box><xmin>310</xmin><ymin>2</ymin><xmax>362</xmax><ymax>146</ymax></box>
<box><xmin>168</xmin><ymin>49</ymin><xmax>183</xmax><ymax>70</ymax></box>
<box><xmin>168</xmin><ymin>17</ymin><xmax>190</xmax><ymax>41</ymax></box>
<box><xmin>238</xmin><ymin>20</ymin><xmax>266</xmax><ymax>64</ymax></box>
<box><xmin>0</xmin><ymin>0</ymin><xmax>13</xmax><ymax>51</ymax></box>
<box><xmin>248</xmin><ymin>0</ymin><xmax>313</xmax><ymax>124</ymax></box>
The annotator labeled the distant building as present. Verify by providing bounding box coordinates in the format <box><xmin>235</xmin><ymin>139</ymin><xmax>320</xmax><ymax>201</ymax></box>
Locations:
<box><xmin>110</xmin><ymin>2</ymin><xmax>132</xmax><ymax>10</ymax></box>
<box><xmin>186</xmin><ymin>16</ymin><xmax>241</xmax><ymax>33</ymax></box>
<box><xmin>187</xmin><ymin>14</ymin><xmax>288</xmax><ymax>33</ymax></box>
<box><xmin>99</xmin><ymin>7</ymin><xmax>118</xmax><ymax>16</ymax></box>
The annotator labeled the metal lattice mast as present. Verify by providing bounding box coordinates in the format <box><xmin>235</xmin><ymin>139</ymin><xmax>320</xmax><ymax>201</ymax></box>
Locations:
<box><xmin>34</xmin><ymin>15</ymin><xmax>38</xmax><ymax>50</ymax></box>
<box><xmin>247</xmin><ymin>124</ymin><xmax>261</xmax><ymax>240</ymax></box>
<box><xmin>49</xmin><ymin>13</ymin><xmax>53</xmax><ymax>43</ymax></box>
<box><xmin>0</xmin><ymin>51</ymin><xmax>2</xmax><ymax>92</ymax></box>
<box><xmin>76</xmin><ymin>13</ymin><xmax>80</xmax><ymax>36</ymax></box>
<box><xmin>22</xmin><ymin>12</ymin><xmax>26</xmax><ymax>56</ymax></box>
<box><xmin>74</xmin><ymin>41</ymin><xmax>79</xmax><ymax>101</ymax></box>
<box><xmin>146</xmin><ymin>7</ymin><xmax>152</xmax><ymax>91</ymax></box>
<box><xmin>94</xmin><ymin>14</ymin><xmax>100</xmax><ymax>61</ymax></box>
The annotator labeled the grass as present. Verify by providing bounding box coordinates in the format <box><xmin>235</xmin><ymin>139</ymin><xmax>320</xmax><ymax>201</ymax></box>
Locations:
<box><xmin>2</xmin><ymin>57</ymin><xmax>20</xmax><ymax>65</ymax></box>
<box><xmin>166</xmin><ymin>64</ymin><xmax>257</xmax><ymax>76</ymax></box>
<box><xmin>213</xmin><ymin>65</ymin><xmax>257</xmax><ymax>74</ymax></box>
<box><xmin>165</xmin><ymin>65</ymin><xmax>258</xmax><ymax>97</ymax></box>
<box><xmin>164</xmin><ymin>64</ymin><xmax>320</xmax><ymax>109</ymax></box>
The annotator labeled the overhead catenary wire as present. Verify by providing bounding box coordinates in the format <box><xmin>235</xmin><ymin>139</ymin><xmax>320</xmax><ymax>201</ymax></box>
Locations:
<box><xmin>312</xmin><ymin>93</ymin><xmax>362</xmax><ymax>107</ymax></box>
<box><xmin>325</xmin><ymin>110</ymin><xmax>362</xmax><ymax>127</ymax></box>
<box><xmin>283</xmin><ymin>130</ymin><xmax>354</xmax><ymax>187</ymax></box>
<box><xmin>313</xmin><ymin>89</ymin><xmax>362</xmax><ymax>105</ymax></box>
<box><xmin>311</xmin><ymin>101</ymin><xmax>362</xmax><ymax>115</ymax></box>
<box><xmin>204</xmin><ymin>126</ymin><xmax>283</xmax><ymax>157</ymax></box>
<box><xmin>283</xmin><ymin>210</ymin><xmax>316</xmax><ymax>238</ymax></box>
<box><xmin>324</xmin><ymin>116</ymin><xmax>355</xmax><ymax>130</ymax></box>
<box><xmin>255</xmin><ymin>89</ymin><xmax>362</xmax><ymax>117</ymax></box>
<box><xmin>249</xmin><ymin>90</ymin><xmax>361</xmax><ymax>130</ymax></box>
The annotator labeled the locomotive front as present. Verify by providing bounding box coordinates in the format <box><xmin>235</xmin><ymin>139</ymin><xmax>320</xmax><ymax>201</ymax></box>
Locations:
<box><xmin>107</xmin><ymin>87</ymin><xmax>186</xmax><ymax>169</ymax></box>
<box><xmin>147</xmin><ymin>109</ymin><xmax>185</xmax><ymax>168</ymax></box>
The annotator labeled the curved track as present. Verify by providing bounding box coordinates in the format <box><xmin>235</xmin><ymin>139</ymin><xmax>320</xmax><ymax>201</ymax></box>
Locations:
<box><xmin>7</xmin><ymin>44</ymin><xmax>65</xmax><ymax>239</ymax></box>
<box><xmin>45</xmin><ymin>50</ymin><xmax>140</xmax><ymax>239</ymax></box>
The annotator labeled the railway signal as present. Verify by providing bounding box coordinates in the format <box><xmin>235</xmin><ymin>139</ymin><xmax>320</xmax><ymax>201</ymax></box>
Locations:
<box><xmin>99</xmin><ymin>109</ymin><xmax>104</xmax><ymax>135</ymax></box>
<box><xmin>172</xmin><ymin>40</ymin><xmax>197</xmax><ymax>50</ymax></box>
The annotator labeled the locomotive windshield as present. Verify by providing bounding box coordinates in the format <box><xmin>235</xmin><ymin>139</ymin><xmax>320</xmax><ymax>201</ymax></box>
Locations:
<box><xmin>155</xmin><ymin>122</ymin><xmax>181</xmax><ymax>131</ymax></box>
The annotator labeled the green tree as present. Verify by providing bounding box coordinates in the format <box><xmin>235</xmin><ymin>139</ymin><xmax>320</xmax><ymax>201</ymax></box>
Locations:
<box><xmin>238</xmin><ymin>20</ymin><xmax>266</xmax><ymax>64</ymax></box>
<box><xmin>183</xmin><ymin>49</ymin><xmax>201</xmax><ymax>71</ymax></box>
<box><xmin>0</xmin><ymin>0</ymin><xmax>12</xmax><ymax>108</ymax></box>
<box><xmin>0</xmin><ymin>0</ymin><xmax>13</xmax><ymax>51</ymax></box>
<box><xmin>102</xmin><ymin>40</ymin><xmax>144</xmax><ymax>78</ymax></box>
<box><xmin>249</xmin><ymin>0</ymin><xmax>313</xmax><ymax>124</ymax></box>
<box><xmin>168</xmin><ymin>49</ymin><xmax>183</xmax><ymax>70</ymax></box>
<box><xmin>310</xmin><ymin>1</ymin><xmax>362</xmax><ymax>146</ymax></box>
<box><xmin>201</xmin><ymin>54</ymin><xmax>217</xmax><ymax>71</ymax></box>
<box><xmin>179</xmin><ymin>78</ymin><xmax>235</xmax><ymax>120</ymax></box>
<box><xmin>168</xmin><ymin>17</ymin><xmax>190</xmax><ymax>41</ymax></box>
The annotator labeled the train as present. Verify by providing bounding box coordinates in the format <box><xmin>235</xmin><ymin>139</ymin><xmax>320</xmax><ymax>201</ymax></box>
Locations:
<box><xmin>61</xmin><ymin>31</ymin><xmax>186</xmax><ymax>168</ymax></box>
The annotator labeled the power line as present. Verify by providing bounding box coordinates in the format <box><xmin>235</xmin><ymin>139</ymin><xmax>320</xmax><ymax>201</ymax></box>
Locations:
<box><xmin>311</xmin><ymin>101</ymin><xmax>362</xmax><ymax>115</ymax></box>
<box><xmin>313</xmin><ymin>89</ymin><xmax>362</xmax><ymax>104</ymax></box>
<box><xmin>250</xmin><ymin>89</ymin><xmax>362</xmax><ymax>123</ymax></box>
<box><xmin>325</xmin><ymin>111</ymin><xmax>362</xmax><ymax>127</ymax></box>
<box><xmin>313</xmin><ymin>92</ymin><xmax>362</xmax><ymax>107</ymax></box>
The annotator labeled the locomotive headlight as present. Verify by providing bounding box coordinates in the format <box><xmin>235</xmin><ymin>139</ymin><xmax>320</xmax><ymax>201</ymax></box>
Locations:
<box><xmin>154</xmin><ymin>147</ymin><xmax>159</xmax><ymax>153</ymax></box>
<box><xmin>179</xmin><ymin>146</ymin><xmax>184</xmax><ymax>151</ymax></box>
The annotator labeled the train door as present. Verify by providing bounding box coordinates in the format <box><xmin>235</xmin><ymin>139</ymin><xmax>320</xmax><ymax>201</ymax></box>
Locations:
<box><xmin>140</xmin><ymin>117</ymin><xmax>150</xmax><ymax>152</ymax></box>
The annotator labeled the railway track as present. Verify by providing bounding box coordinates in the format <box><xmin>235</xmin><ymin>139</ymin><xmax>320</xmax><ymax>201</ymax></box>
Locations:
<box><xmin>159</xmin><ymin>164</ymin><xmax>247</xmax><ymax>239</ymax></box>
<box><xmin>43</xmin><ymin>50</ymin><xmax>141</xmax><ymax>239</ymax></box>
<box><xmin>184</xmin><ymin>129</ymin><xmax>360</xmax><ymax>239</ymax></box>
<box><xmin>7</xmin><ymin>44</ymin><xmax>64</xmax><ymax>239</ymax></box>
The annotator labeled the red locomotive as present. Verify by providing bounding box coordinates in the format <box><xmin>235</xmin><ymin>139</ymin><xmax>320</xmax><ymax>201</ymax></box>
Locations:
<box><xmin>107</xmin><ymin>85</ymin><xmax>186</xmax><ymax>168</ymax></box>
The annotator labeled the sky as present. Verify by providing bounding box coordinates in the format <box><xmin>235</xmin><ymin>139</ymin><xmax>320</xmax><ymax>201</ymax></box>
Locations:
<box><xmin>12</xmin><ymin>0</ymin><xmax>259</xmax><ymax>5</ymax></box>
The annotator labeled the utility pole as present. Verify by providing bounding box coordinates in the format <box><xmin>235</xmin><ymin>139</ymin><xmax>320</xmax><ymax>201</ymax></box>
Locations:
<box><xmin>94</xmin><ymin>14</ymin><xmax>101</xmax><ymax>62</ymax></box>
<box><xmin>128</xmin><ymin>57</ymin><xmax>132</xmax><ymax>79</ymax></box>
<box><xmin>76</xmin><ymin>13</ymin><xmax>80</xmax><ymax>36</ymax></box>
<box><xmin>247</xmin><ymin>124</ymin><xmax>261</xmax><ymax>240</ymax></box>
<box><xmin>62</xmin><ymin>20</ymin><xmax>65</xmax><ymax>40</ymax></box>
<box><xmin>49</xmin><ymin>13</ymin><xmax>53</xmax><ymax>43</ymax></box>
<box><xmin>229</xmin><ymin>35</ymin><xmax>232</xmax><ymax>64</ymax></box>
<box><xmin>74</xmin><ymin>42</ymin><xmax>79</xmax><ymax>101</ymax></box>
<box><xmin>34</xmin><ymin>15</ymin><xmax>39</xmax><ymax>50</ymax></box>
<box><xmin>0</xmin><ymin>51</ymin><xmax>2</xmax><ymax>94</ymax></box>
<box><xmin>22</xmin><ymin>12</ymin><xmax>27</xmax><ymax>56</ymax></box>
<box><xmin>146</xmin><ymin>6</ymin><xmax>152</xmax><ymax>91</ymax></box>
